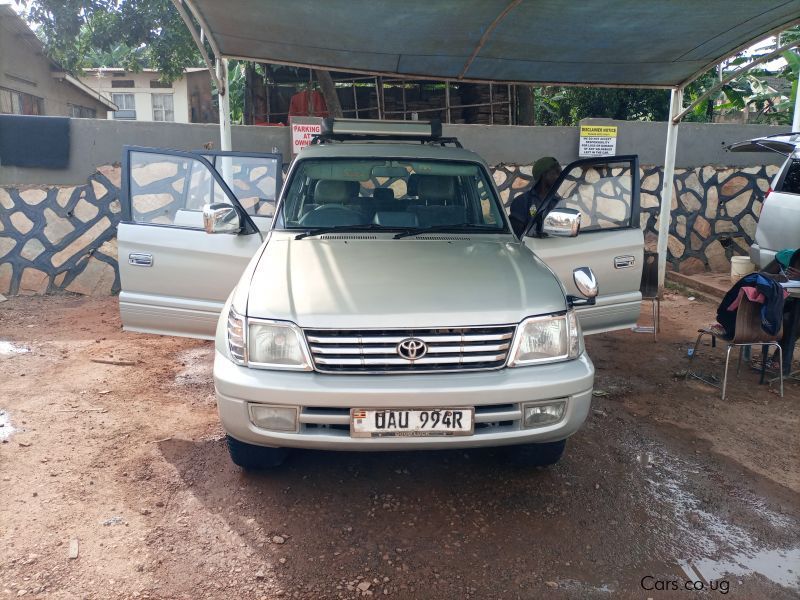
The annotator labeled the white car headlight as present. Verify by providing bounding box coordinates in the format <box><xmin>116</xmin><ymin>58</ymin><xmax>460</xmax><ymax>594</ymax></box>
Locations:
<box><xmin>226</xmin><ymin>308</ymin><xmax>312</xmax><ymax>371</ymax></box>
<box><xmin>508</xmin><ymin>311</ymin><xmax>582</xmax><ymax>367</ymax></box>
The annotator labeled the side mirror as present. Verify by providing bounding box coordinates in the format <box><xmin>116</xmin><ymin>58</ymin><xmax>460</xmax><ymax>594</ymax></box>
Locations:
<box><xmin>568</xmin><ymin>267</ymin><xmax>598</xmax><ymax>307</ymax></box>
<box><xmin>542</xmin><ymin>208</ymin><xmax>581</xmax><ymax>237</ymax></box>
<box><xmin>203</xmin><ymin>203</ymin><xmax>241</xmax><ymax>234</ymax></box>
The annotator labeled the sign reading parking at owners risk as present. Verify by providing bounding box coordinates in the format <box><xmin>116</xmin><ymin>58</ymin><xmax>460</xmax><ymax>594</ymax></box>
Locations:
<box><xmin>578</xmin><ymin>125</ymin><xmax>618</xmax><ymax>157</ymax></box>
<box><xmin>290</xmin><ymin>116</ymin><xmax>323</xmax><ymax>156</ymax></box>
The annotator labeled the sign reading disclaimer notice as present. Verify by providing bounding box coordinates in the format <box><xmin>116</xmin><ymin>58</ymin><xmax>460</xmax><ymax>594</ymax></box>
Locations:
<box><xmin>578</xmin><ymin>125</ymin><xmax>618</xmax><ymax>157</ymax></box>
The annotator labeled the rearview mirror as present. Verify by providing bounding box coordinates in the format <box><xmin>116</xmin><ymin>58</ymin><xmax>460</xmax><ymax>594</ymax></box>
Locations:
<box><xmin>568</xmin><ymin>267</ymin><xmax>598</xmax><ymax>307</ymax></box>
<box><xmin>203</xmin><ymin>203</ymin><xmax>241</xmax><ymax>234</ymax></box>
<box><xmin>542</xmin><ymin>208</ymin><xmax>581</xmax><ymax>237</ymax></box>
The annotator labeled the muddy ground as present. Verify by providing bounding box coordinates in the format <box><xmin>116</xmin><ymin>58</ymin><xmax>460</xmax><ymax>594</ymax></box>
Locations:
<box><xmin>0</xmin><ymin>292</ymin><xmax>798</xmax><ymax>599</ymax></box>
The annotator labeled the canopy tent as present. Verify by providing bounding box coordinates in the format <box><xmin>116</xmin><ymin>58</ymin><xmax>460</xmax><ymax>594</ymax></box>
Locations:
<box><xmin>174</xmin><ymin>0</ymin><xmax>800</xmax><ymax>286</ymax></box>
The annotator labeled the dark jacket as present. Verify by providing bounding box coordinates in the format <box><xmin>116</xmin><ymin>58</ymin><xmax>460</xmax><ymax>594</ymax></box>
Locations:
<box><xmin>717</xmin><ymin>273</ymin><xmax>785</xmax><ymax>338</ymax></box>
<box><xmin>509</xmin><ymin>187</ymin><xmax>545</xmax><ymax>237</ymax></box>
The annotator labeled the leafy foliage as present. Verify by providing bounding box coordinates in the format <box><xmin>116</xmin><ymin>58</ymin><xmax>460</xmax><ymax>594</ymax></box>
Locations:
<box><xmin>17</xmin><ymin>0</ymin><xmax>203</xmax><ymax>81</ymax></box>
<box><xmin>534</xmin><ymin>87</ymin><xmax>670</xmax><ymax>125</ymax></box>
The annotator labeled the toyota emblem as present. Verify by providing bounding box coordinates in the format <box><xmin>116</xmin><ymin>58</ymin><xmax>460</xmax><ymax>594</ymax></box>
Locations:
<box><xmin>397</xmin><ymin>338</ymin><xmax>427</xmax><ymax>360</ymax></box>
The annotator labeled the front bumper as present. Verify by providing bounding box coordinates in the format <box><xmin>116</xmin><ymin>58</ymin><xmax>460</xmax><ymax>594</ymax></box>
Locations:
<box><xmin>214</xmin><ymin>350</ymin><xmax>594</xmax><ymax>451</ymax></box>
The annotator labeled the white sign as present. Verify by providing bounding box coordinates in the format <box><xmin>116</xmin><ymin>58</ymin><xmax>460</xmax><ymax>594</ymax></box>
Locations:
<box><xmin>290</xmin><ymin>117</ymin><xmax>323</xmax><ymax>155</ymax></box>
<box><xmin>578</xmin><ymin>125</ymin><xmax>618</xmax><ymax>157</ymax></box>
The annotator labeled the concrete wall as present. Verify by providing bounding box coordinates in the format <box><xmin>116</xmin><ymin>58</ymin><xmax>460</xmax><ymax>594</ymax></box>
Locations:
<box><xmin>0</xmin><ymin>119</ymin><xmax>292</xmax><ymax>186</ymax></box>
<box><xmin>1</xmin><ymin>118</ymin><xmax>787</xmax><ymax>187</ymax></box>
<box><xmin>0</xmin><ymin>9</ymin><xmax>110</xmax><ymax>118</ymax></box>
<box><xmin>444</xmin><ymin>120</ymin><xmax>786</xmax><ymax>168</ymax></box>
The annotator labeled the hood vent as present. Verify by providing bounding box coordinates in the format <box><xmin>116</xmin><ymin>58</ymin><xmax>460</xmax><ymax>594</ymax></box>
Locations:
<box><xmin>413</xmin><ymin>235</ymin><xmax>471</xmax><ymax>241</ymax></box>
<box><xmin>318</xmin><ymin>234</ymin><xmax>379</xmax><ymax>240</ymax></box>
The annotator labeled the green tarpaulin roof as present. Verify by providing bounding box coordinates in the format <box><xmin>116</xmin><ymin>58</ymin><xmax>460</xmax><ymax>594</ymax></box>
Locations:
<box><xmin>187</xmin><ymin>0</ymin><xmax>800</xmax><ymax>88</ymax></box>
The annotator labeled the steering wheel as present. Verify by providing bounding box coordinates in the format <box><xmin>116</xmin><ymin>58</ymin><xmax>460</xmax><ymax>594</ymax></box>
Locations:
<box><xmin>298</xmin><ymin>204</ymin><xmax>365</xmax><ymax>227</ymax></box>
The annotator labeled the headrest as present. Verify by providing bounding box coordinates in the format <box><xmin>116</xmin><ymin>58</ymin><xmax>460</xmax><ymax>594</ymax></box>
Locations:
<box><xmin>416</xmin><ymin>176</ymin><xmax>455</xmax><ymax>203</ymax></box>
<box><xmin>373</xmin><ymin>211</ymin><xmax>418</xmax><ymax>228</ymax></box>
<box><xmin>406</xmin><ymin>174</ymin><xmax>420</xmax><ymax>196</ymax></box>
<box><xmin>372</xmin><ymin>187</ymin><xmax>395</xmax><ymax>202</ymax></box>
<box><xmin>314</xmin><ymin>180</ymin><xmax>359</xmax><ymax>204</ymax></box>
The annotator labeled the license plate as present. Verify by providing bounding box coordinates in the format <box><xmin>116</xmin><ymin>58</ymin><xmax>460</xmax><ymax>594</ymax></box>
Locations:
<box><xmin>350</xmin><ymin>408</ymin><xmax>474</xmax><ymax>438</ymax></box>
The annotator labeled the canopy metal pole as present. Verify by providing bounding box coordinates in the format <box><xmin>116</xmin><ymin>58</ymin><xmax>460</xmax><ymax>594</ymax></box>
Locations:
<box><xmin>217</xmin><ymin>58</ymin><xmax>232</xmax><ymax>151</ymax></box>
<box><xmin>793</xmin><ymin>71</ymin><xmax>800</xmax><ymax>131</ymax></box>
<box><xmin>657</xmin><ymin>88</ymin><xmax>682</xmax><ymax>291</ymax></box>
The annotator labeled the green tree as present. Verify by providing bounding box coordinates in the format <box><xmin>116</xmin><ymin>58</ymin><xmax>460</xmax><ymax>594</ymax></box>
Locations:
<box><xmin>18</xmin><ymin>0</ymin><xmax>203</xmax><ymax>81</ymax></box>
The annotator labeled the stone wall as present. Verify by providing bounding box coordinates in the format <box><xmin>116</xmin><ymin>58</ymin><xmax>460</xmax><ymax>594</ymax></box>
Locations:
<box><xmin>0</xmin><ymin>162</ymin><xmax>776</xmax><ymax>297</ymax></box>
<box><xmin>0</xmin><ymin>166</ymin><xmax>121</xmax><ymax>296</ymax></box>
<box><xmin>494</xmin><ymin>163</ymin><xmax>777</xmax><ymax>274</ymax></box>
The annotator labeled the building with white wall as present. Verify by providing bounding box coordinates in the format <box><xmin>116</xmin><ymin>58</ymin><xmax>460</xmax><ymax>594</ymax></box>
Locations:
<box><xmin>80</xmin><ymin>68</ymin><xmax>216</xmax><ymax>124</ymax></box>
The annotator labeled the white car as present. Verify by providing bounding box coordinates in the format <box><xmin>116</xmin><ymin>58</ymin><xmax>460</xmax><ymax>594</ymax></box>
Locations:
<box><xmin>729</xmin><ymin>132</ymin><xmax>800</xmax><ymax>268</ymax></box>
<box><xmin>116</xmin><ymin>119</ymin><xmax>644</xmax><ymax>469</ymax></box>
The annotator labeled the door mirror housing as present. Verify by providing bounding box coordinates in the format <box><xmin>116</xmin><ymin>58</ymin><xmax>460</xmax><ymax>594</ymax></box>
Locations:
<box><xmin>203</xmin><ymin>203</ymin><xmax>241</xmax><ymax>234</ymax></box>
<box><xmin>568</xmin><ymin>267</ymin><xmax>598</xmax><ymax>307</ymax></box>
<box><xmin>542</xmin><ymin>208</ymin><xmax>581</xmax><ymax>237</ymax></box>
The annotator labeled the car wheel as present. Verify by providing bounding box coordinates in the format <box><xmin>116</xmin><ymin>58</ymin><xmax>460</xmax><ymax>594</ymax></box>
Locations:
<box><xmin>226</xmin><ymin>435</ymin><xmax>289</xmax><ymax>469</ymax></box>
<box><xmin>512</xmin><ymin>439</ymin><xmax>566</xmax><ymax>467</ymax></box>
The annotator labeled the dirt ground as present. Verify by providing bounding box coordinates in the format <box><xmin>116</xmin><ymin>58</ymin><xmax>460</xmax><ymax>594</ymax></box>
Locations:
<box><xmin>1</xmin><ymin>292</ymin><xmax>798</xmax><ymax>599</ymax></box>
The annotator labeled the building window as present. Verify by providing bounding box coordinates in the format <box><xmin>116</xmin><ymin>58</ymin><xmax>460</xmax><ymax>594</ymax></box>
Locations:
<box><xmin>111</xmin><ymin>79</ymin><xmax>135</xmax><ymax>88</ymax></box>
<box><xmin>69</xmin><ymin>104</ymin><xmax>97</xmax><ymax>119</ymax></box>
<box><xmin>0</xmin><ymin>87</ymin><xmax>43</xmax><ymax>115</ymax></box>
<box><xmin>150</xmin><ymin>80</ymin><xmax>172</xmax><ymax>89</ymax></box>
<box><xmin>152</xmin><ymin>93</ymin><xmax>174</xmax><ymax>122</ymax></box>
<box><xmin>112</xmin><ymin>93</ymin><xmax>136</xmax><ymax>120</ymax></box>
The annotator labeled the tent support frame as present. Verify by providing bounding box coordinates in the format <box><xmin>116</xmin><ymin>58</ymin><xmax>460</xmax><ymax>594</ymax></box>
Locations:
<box><xmin>656</xmin><ymin>88</ymin><xmax>683</xmax><ymax>291</ymax></box>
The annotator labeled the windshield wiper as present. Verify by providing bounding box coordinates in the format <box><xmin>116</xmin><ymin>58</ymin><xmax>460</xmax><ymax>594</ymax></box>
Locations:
<box><xmin>294</xmin><ymin>224</ymin><xmax>393</xmax><ymax>240</ymax></box>
<box><xmin>393</xmin><ymin>224</ymin><xmax>503</xmax><ymax>239</ymax></box>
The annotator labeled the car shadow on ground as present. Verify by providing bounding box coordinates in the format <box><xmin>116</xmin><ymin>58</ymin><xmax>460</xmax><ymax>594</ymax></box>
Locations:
<box><xmin>154</xmin><ymin>427</ymin><xmax>683</xmax><ymax>597</ymax></box>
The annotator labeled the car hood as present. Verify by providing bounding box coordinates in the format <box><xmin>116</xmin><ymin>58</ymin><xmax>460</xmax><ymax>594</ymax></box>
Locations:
<box><xmin>246</xmin><ymin>237</ymin><xmax>566</xmax><ymax>329</ymax></box>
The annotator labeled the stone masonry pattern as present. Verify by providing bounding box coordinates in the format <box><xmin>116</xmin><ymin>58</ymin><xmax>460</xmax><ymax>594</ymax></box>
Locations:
<box><xmin>0</xmin><ymin>162</ymin><xmax>778</xmax><ymax>297</ymax></box>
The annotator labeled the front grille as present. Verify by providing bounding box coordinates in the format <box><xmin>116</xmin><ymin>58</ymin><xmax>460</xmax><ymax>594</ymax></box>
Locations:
<box><xmin>304</xmin><ymin>325</ymin><xmax>516</xmax><ymax>373</ymax></box>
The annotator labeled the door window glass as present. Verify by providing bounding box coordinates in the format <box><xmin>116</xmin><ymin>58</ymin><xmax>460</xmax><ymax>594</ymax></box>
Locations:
<box><xmin>551</xmin><ymin>161</ymin><xmax>634</xmax><ymax>232</ymax></box>
<box><xmin>779</xmin><ymin>159</ymin><xmax>800</xmax><ymax>195</ymax></box>
<box><xmin>129</xmin><ymin>151</ymin><xmax>232</xmax><ymax>229</ymax></box>
<box><xmin>212</xmin><ymin>156</ymin><xmax>280</xmax><ymax>217</ymax></box>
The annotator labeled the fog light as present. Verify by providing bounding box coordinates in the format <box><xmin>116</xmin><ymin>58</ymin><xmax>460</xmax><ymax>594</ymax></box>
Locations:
<box><xmin>523</xmin><ymin>401</ymin><xmax>566</xmax><ymax>428</ymax></box>
<box><xmin>248</xmin><ymin>405</ymin><xmax>298</xmax><ymax>432</ymax></box>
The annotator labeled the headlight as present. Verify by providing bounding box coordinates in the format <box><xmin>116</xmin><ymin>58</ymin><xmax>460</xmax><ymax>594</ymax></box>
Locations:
<box><xmin>226</xmin><ymin>308</ymin><xmax>312</xmax><ymax>371</ymax></box>
<box><xmin>508</xmin><ymin>311</ymin><xmax>582</xmax><ymax>367</ymax></box>
<box><xmin>227</xmin><ymin>308</ymin><xmax>246</xmax><ymax>365</ymax></box>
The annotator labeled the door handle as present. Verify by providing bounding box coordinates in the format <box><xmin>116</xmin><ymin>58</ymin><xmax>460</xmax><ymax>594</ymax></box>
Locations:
<box><xmin>614</xmin><ymin>255</ymin><xmax>635</xmax><ymax>269</ymax></box>
<box><xmin>129</xmin><ymin>252</ymin><xmax>153</xmax><ymax>267</ymax></box>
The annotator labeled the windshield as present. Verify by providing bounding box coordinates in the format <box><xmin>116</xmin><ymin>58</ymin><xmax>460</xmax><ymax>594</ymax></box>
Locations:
<box><xmin>276</xmin><ymin>158</ymin><xmax>508</xmax><ymax>233</ymax></box>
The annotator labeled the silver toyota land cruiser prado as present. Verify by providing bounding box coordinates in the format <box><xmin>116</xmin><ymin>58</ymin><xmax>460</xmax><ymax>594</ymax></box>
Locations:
<box><xmin>117</xmin><ymin>119</ymin><xmax>644</xmax><ymax>468</ymax></box>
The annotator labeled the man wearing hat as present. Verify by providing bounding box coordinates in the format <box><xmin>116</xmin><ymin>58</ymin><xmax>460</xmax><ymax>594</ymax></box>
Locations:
<box><xmin>509</xmin><ymin>156</ymin><xmax>562</xmax><ymax>237</ymax></box>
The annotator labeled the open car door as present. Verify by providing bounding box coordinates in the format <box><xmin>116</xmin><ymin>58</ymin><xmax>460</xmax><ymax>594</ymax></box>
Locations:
<box><xmin>118</xmin><ymin>147</ymin><xmax>282</xmax><ymax>339</ymax></box>
<box><xmin>524</xmin><ymin>155</ymin><xmax>643</xmax><ymax>335</ymax></box>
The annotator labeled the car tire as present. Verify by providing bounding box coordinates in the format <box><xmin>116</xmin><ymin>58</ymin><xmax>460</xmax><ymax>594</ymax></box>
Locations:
<box><xmin>512</xmin><ymin>439</ymin><xmax>566</xmax><ymax>467</ymax></box>
<box><xmin>226</xmin><ymin>435</ymin><xmax>289</xmax><ymax>469</ymax></box>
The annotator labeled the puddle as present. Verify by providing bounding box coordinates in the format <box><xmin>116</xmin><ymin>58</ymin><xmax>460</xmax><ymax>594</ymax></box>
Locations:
<box><xmin>0</xmin><ymin>341</ymin><xmax>30</xmax><ymax>356</ymax></box>
<box><xmin>0</xmin><ymin>410</ymin><xmax>15</xmax><ymax>441</ymax></box>
<box><xmin>624</xmin><ymin>435</ymin><xmax>799</xmax><ymax>591</ymax></box>
<box><xmin>681</xmin><ymin>548</ymin><xmax>800</xmax><ymax>590</ymax></box>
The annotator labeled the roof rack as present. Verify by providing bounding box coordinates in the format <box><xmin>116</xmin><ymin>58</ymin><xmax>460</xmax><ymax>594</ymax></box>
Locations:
<box><xmin>311</xmin><ymin>117</ymin><xmax>462</xmax><ymax>147</ymax></box>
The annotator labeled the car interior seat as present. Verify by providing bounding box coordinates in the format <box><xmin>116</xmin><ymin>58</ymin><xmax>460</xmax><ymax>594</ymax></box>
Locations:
<box><xmin>414</xmin><ymin>176</ymin><xmax>466</xmax><ymax>227</ymax></box>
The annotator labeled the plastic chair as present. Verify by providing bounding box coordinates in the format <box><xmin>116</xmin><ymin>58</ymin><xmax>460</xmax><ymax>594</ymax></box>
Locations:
<box><xmin>634</xmin><ymin>251</ymin><xmax>660</xmax><ymax>341</ymax></box>
<box><xmin>686</xmin><ymin>295</ymin><xmax>784</xmax><ymax>400</ymax></box>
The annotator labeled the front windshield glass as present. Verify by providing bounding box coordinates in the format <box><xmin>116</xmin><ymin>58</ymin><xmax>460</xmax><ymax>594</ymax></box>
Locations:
<box><xmin>277</xmin><ymin>158</ymin><xmax>507</xmax><ymax>232</ymax></box>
